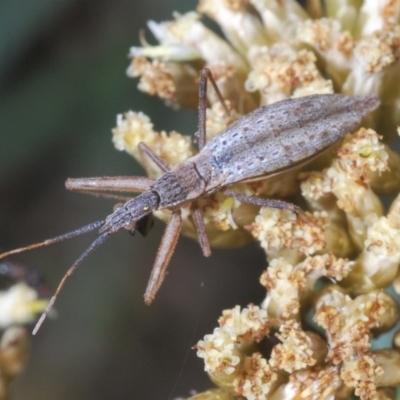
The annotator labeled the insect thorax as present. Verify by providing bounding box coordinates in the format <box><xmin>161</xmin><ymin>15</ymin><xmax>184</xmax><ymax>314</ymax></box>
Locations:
<box><xmin>151</xmin><ymin>162</ymin><xmax>207</xmax><ymax>208</ymax></box>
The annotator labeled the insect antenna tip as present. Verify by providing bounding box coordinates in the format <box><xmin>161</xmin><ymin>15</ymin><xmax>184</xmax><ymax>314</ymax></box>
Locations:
<box><xmin>32</xmin><ymin>295</ymin><xmax>56</xmax><ymax>335</ymax></box>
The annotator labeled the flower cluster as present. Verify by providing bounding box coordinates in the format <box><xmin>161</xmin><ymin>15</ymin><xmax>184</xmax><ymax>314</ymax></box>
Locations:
<box><xmin>0</xmin><ymin>261</ymin><xmax>48</xmax><ymax>397</ymax></box>
<box><xmin>115</xmin><ymin>0</ymin><xmax>400</xmax><ymax>398</ymax></box>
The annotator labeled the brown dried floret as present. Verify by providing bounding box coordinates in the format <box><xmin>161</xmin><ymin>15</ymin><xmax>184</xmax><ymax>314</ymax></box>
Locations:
<box><xmin>301</xmin><ymin>128</ymin><xmax>388</xmax><ymax>250</ymax></box>
<box><xmin>128</xmin><ymin>57</ymin><xmax>176</xmax><ymax>100</ymax></box>
<box><xmin>336</xmin><ymin>128</ymin><xmax>388</xmax><ymax>184</ymax></box>
<box><xmin>112</xmin><ymin>110</ymin><xmax>194</xmax><ymax>172</ymax></box>
<box><xmin>127</xmin><ymin>56</ymin><xmax>200</xmax><ymax>108</ymax></box>
<box><xmin>302</xmin><ymin>253</ymin><xmax>352</xmax><ymax>282</ymax></box>
<box><xmin>314</xmin><ymin>290</ymin><xmax>387</xmax><ymax>397</ymax></box>
<box><xmin>274</xmin><ymin>365</ymin><xmax>347</xmax><ymax>399</ymax></box>
<box><xmin>233</xmin><ymin>353</ymin><xmax>277</xmax><ymax>400</ymax></box>
<box><xmin>355</xmin><ymin>22</ymin><xmax>400</xmax><ymax>73</ymax></box>
<box><xmin>260</xmin><ymin>255</ymin><xmax>351</xmax><ymax>320</ymax></box>
<box><xmin>342</xmin><ymin>196</ymin><xmax>400</xmax><ymax>294</ymax></box>
<box><xmin>296</xmin><ymin>18</ymin><xmax>354</xmax><ymax>87</ymax></box>
<box><xmin>269</xmin><ymin>320</ymin><xmax>317</xmax><ymax>372</ymax></box>
<box><xmin>196</xmin><ymin>305</ymin><xmax>276</xmax><ymax>395</ymax></box>
<box><xmin>245</xmin><ymin>44</ymin><xmax>333</xmax><ymax>104</ymax></box>
<box><xmin>249</xmin><ymin>208</ymin><xmax>327</xmax><ymax>264</ymax></box>
<box><xmin>219</xmin><ymin>304</ymin><xmax>270</xmax><ymax>342</ymax></box>
<box><xmin>260</xmin><ymin>258</ymin><xmax>306</xmax><ymax>319</ymax></box>
<box><xmin>196</xmin><ymin>327</ymin><xmax>243</xmax><ymax>376</ymax></box>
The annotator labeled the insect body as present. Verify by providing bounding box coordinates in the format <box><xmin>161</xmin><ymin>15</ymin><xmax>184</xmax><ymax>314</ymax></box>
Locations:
<box><xmin>173</xmin><ymin>93</ymin><xmax>380</xmax><ymax>188</ymax></box>
<box><xmin>0</xmin><ymin>68</ymin><xmax>380</xmax><ymax>334</ymax></box>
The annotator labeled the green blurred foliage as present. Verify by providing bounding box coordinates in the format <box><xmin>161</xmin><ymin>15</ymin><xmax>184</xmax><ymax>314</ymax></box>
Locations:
<box><xmin>0</xmin><ymin>1</ymin><xmax>266</xmax><ymax>399</ymax></box>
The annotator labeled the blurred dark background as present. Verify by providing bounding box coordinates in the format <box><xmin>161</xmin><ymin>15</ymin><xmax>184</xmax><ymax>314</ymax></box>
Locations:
<box><xmin>0</xmin><ymin>1</ymin><xmax>266</xmax><ymax>399</ymax></box>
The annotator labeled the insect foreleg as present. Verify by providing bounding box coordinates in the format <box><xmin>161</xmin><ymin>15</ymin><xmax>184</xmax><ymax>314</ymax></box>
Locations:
<box><xmin>66</xmin><ymin>176</ymin><xmax>154</xmax><ymax>194</ymax></box>
<box><xmin>144</xmin><ymin>210</ymin><xmax>182</xmax><ymax>305</ymax></box>
<box><xmin>223</xmin><ymin>189</ymin><xmax>303</xmax><ymax>214</ymax></box>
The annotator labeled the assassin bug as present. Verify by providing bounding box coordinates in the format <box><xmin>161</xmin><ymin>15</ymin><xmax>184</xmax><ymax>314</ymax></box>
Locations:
<box><xmin>0</xmin><ymin>68</ymin><xmax>380</xmax><ymax>334</ymax></box>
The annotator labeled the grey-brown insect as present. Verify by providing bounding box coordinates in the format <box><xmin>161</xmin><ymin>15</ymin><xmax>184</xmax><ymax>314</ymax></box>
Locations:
<box><xmin>0</xmin><ymin>68</ymin><xmax>380</xmax><ymax>334</ymax></box>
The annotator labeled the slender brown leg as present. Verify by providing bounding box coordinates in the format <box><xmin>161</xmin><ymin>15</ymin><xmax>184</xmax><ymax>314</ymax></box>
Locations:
<box><xmin>223</xmin><ymin>189</ymin><xmax>303</xmax><ymax>214</ymax></box>
<box><xmin>137</xmin><ymin>142</ymin><xmax>170</xmax><ymax>178</ymax></box>
<box><xmin>198</xmin><ymin>68</ymin><xmax>230</xmax><ymax>150</ymax></box>
<box><xmin>143</xmin><ymin>210</ymin><xmax>182</xmax><ymax>305</ymax></box>
<box><xmin>66</xmin><ymin>176</ymin><xmax>154</xmax><ymax>193</ymax></box>
<box><xmin>190</xmin><ymin>204</ymin><xmax>211</xmax><ymax>257</ymax></box>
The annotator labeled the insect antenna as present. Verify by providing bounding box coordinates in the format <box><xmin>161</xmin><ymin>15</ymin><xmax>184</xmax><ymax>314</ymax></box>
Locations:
<box><xmin>32</xmin><ymin>230</ymin><xmax>112</xmax><ymax>335</ymax></box>
<box><xmin>0</xmin><ymin>220</ymin><xmax>104</xmax><ymax>261</ymax></box>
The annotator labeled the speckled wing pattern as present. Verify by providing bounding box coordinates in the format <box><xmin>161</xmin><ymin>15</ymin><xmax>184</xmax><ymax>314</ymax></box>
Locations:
<box><xmin>201</xmin><ymin>94</ymin><xmax>380</xmax><ymax>186</ymax></box>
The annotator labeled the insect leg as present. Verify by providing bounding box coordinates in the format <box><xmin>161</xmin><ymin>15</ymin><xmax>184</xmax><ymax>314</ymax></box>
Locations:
<box><xmin>190</xmin><ymin>204</ymin><xmax>211</xmax><ymax>257</ymax></box>
<box><xmin>137</xmin><ymin>142</ymin><xmax>170</xmax><ymax>178</ymax></box>
<box><xmin>223</xmin><ymin>189</ymin><xmax>303</xmax><ymax>214</ymax></box>
<box><xmin>198</xmin><ymin>68</ymin><xmax>230</xmax><ymax>150</ymax></box>
<box><xmin>66</xmin><ymin>176</ymin><xmax>154</xmax><ymax>194</ymax></box>
<box><xmin>143</xmin><ymin>210</ymin><xmax>182</xmax><ymax>305</ymax></box>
